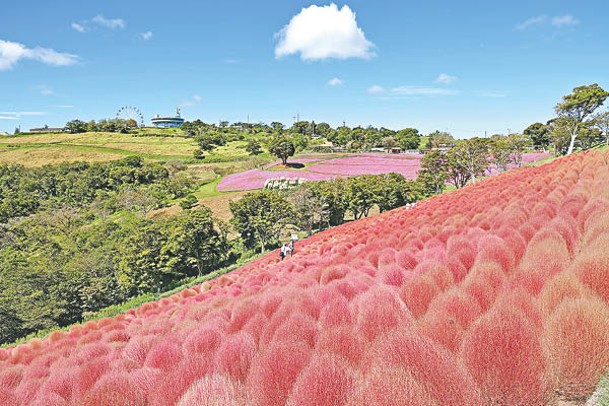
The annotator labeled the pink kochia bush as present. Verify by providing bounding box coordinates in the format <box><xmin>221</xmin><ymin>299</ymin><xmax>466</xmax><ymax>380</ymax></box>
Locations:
<box><xmin>3</xmin><ymin>150</ymin><xmax>609</xmax><ymax>405</ymax></box>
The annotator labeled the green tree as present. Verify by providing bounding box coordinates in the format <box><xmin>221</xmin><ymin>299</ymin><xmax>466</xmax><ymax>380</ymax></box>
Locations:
<box><xmin>524</xmin><ymin>123</ymin><xmax>551</xmax><ymax>150</ymax></box>
<box><xmin>65</xmin><ymin>119</ymin><xmax>87</xmax><ymax>134</ymax></box>
<box><xmin>506</xmin><ymin>134</ymin><xmax>530</xmax><ymax>168</ymax></box>
<box><xmin>268</xmin><ymin>134</ymin><xmax>296</xmax><ymax>165</ymax></box>
<box><xmin>114</xmin><ymin>218</ymin><xmax>169</xmax><ymax>295</ymax></box>
<box><xmin>426</xmin><ymin>131</ymin><xmax>455</xmax><ymax>149</ymax></box>
<box><xmin>230</xmin><ymin>190</ymin><xmax>295</xmax><ymax>252</ymax></box>
<box><xmin>491</xmin><ymin>140</ymin><xmax>512</xmax><ymax>173</ymax></box>
<box><xmin>271</xmin><ymin>121</ymin><xmax>285</xmax><ymax>133</ymax></box>
<box><xmin>245</xmin><ymin>139</ymin><xmax>262</xmax><ymax>155</ymax></box>
<box><xmin>346</xmin><ymin>175</ymin><xmax>377</xmax><ymax>219</ymax></box>
<box><xmin>592</xmin><ymin>110</ymin><xmax>609</xmax><ymax>146</ymax></box>
<box><xmin>418</xmin><ymin>150</ymin><xmax>449</xmax><ymax>194</ymax></box>
<box><xmin>395</xmin><ymin>128</ymin><xmax>421</xmax><ymax>150</ymax></box>
<box><xmin>165</xmin><ymin>207</ymin><xmax>229</xmax><ymax>277</ymax></box>
<box><xmin>374</xmin><ymin>173</ymin><xmax>407</xmax><ymax>212</ymax></box>
<box><xmin>555</xmin><ymin>83</ymin><xmax>609</xmax><ymax>155</ymax></box>
<box><xmin>287</xmin><ymin>186</ymin><xmax>326</xmax><ymax>236</ymax></box>
<box><xmin>307</xmin><ymin>179</ymin><xmax>349</xmax><ymax>227</ymax></box>
<box><xmin>315</xmin><ymin>122</ymin><xmax>332</xmax><ymax>137</ymax></box>
<box><xmin>447</xmin><ymin>138</ymin><xmax>491</xmax><ymax>185</ymax></box>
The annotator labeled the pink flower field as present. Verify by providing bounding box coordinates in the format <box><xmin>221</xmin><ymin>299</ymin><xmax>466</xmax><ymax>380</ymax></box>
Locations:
<box><xmin>1</xmin><ymin>149</ymin><xmax>608</xmax><ymax>405</ymax></box>
<box><xmin>217</xmin><ymin>152</ymin><xmax>550</xmax><ymax>191</ymax></box>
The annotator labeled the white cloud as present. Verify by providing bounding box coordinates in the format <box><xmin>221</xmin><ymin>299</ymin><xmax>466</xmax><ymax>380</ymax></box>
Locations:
<box><xmin>367</xmin><ymin>85</ymin><xmax>386</xmax><ymax>94</ymax></box>
<box><xmin>139</xmin><ymin>31</ymin><xmax>153</xmax><ymax>41</ymax></box>
<box><xmin>516</xmin><ymin>15</ymin><xmax>547</xmax><ymax>30</ymax></box>
<box><xmin>71</xmin><ymin>22</ymin><xmax>86</xmax><ymax>33</ymax></box>
<box><xmin>436</xmin><ymin>73</ymin><xmax>458</xmax><ymax>84</ymax></box>
<box><xmin>0</xmin><ymin>111</ymin><xmax>48</xmax><ymax>120</ymax></box>
<box><xmin>328</xmin><ymin>77</ymin><xmax>343</xmax><ymax>86</ymax></box>
<box><xmin>516</xmin><ymin>14</ymin><xmax>579</xmax><ymax>30</ymax></box>
<box><xmin>275</xmin><ymin>3</ymin><xmax>374</xmax><ymax>61</ymax></box>
<box><xmin>72</xmin><ymin>15</ymin><xmax>126</xmax><ymax>33</ymax></box>
<box><xmin>391</xmin><ymin>86</ymin><xmax>458</xmax><ymax>96</ymax></box>
<box><xmin>551</xmin><ymin>15</ymin><xmax>579</xmax><ymax>27</ymax></box>
<box><xmin>91</xmin><ymin>14</ymin><xmax>125</xmax><ymax>29</ymax></box>
<box><xmin>0</xmin><ymin>40</ymin><xmax>78</xmax><ymax>70</ymax></box>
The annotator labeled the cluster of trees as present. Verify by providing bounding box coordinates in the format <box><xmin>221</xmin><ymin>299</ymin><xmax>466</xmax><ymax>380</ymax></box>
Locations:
<box><xmin>230</xmin><ymin>172</ymin><xmax>433</xmax><ymax>253</ymax></box>
<box><xmin>0</xmin><ymin>205</ymin><xmax>230</xmax><ymax>344</ymax></box>
<box><xmin>0</xmin><ymin>157</ymin><xmax>195</xmax><ymax>224</ymax></box>
<box><xmin>419</xmin><ymin>134</ymin><xmax>529</xmax><ymax>190</ymax></box>
<box><xmin>0</xmin><ymin>158</ymin><xmax>221</xmax><ymax>344</ymax></box>
<box><xmin>65</xmin><ymin>118</ymin><xmax>139</xmax><ymax>134</ymax></box>
<box><xmin>524</xmin><ymin>83</ymin><xmax>609</xmax><ymax>155</ymax></box>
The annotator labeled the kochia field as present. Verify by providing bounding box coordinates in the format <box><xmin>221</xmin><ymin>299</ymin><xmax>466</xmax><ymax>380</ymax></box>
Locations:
<box><xmin>2</xmin><ymin>150</ymin><xmax>609</xmax><ymax>405</ymax></box>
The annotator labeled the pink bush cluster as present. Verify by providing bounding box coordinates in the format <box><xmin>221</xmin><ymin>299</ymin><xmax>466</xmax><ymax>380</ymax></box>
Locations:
<box><xmin>218</xmin><ymin>152</ymin><xmax>549</xmax><ymax>191</ymax></box>
<box><xmin>2</xmin><ymin>150</ymin><xmax>608</xmax><ymax>405</ymax></box>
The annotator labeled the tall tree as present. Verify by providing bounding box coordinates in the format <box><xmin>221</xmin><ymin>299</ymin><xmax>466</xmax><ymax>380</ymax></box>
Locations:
<box><xmin>507</xmin><ymin>134</ymin><xmax>530</xmax><ymax>168</ymax></box>
<box><xmin>230</xmin><ymin>190</ymin><xmax>295</xmax><ymax>253</ymax></box>
<box><xmin>65</xmin><ymin>119</ymin><xmax>87</xmax><ymax>134</ymax></box>
<box><xmin>523</xmin><ymin>123</ymin><xmax>551</xmax><ymax>150</ymax></box>
<box><xmin>447</xmin><ymin>138</ymin><xmax>490</xmax><ymax>185</ymax></box>
<box><xmin>592</xmin><ymin>110</ymin><xmax>609</xmax><ymax>146</ymax></box>
<box><xmin>268</xmin><ymin>134</ymin><xmax>296</xmax><ymax>165</ymax></box>
<box><xmin>394</xmin><ymin>128</ymin><xmax>421</xmax><ymax>150</ymax></box>
<box><xmin>418</xmin><ymin>150</ymin><xmax>449</xmax><ymax>194</ymax></box>
<box><xmin>490</xmin><ymin>140</ymin><xmax>512</xmax><ymax>173</ymax></box>
<box><xmin>426</xmin><ymin>131</ymin><xmax>455</xmax><ymax>149</ymax></box>
<box><xmin>164</xmin><ymin>207</ymin><xmax>229</xmax><ymax>277</ymax></box>
<box><xmin>554</xmin><ymin>84</ymin><xmax>608</xmax><ymax>155</ymax></box>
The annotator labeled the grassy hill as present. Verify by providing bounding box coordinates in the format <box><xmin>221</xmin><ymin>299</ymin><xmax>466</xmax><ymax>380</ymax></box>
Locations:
<box><xmin>1</xmin><ymin>149</ymin><xmax>609</xmax><ymax>405</ymax></box>
<box><xmin>0</xmin><ymin>130</ymin><xmax>196</xmax><ymax>165</ymax></box>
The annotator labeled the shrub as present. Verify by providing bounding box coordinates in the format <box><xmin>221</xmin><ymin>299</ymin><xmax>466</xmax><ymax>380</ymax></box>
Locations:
<box><xmin>245</xmin><ymin>341</ymin><xmax>311</xmax><ymax>406</ymax></box>
<box><xmin>460</xmin><ymin>306</ymin><xmax>550</xmax><ymax>405</ymax></box>
<box><xmin>363</xmin><ymin>330</ymin><xmax>482</xmax><ymax>405</ymax></box>
<box><xmin>315</xmin><ymin>325</ymin><xmax>365</xmax><ymax>365</ymax></box>
<box><xmin>353</xmin><ymin>286</ymin><xmax>412</xmax><ymax>341</ymax></box>
<box><xmin>346</xmin><ymin>366</ymin><xmax>439</xmax><ymax>406</ymax></box>
<box><xmin>572</xmin><ymin>251</ymin><xmax>609</xmax><ymax>303</ymax></box>
<box><xmin>177</xmin><ymin>374</ymin><xmax>247</xmax><ymax>406</ymax></box>
<box><xmin>289</xmin><ymin>353</ymin><xmax>356</xmax><ymax>406</ymax></box>
<box><xmin>213</xmin><ymin>332</ymin><xmax>256</xmax><ymax>381</ymax></box>
<box><xmin>542</xmin><ymin>297</ymin><xmax>609</xmax><ymax>401</ymax></box>
<box><xmin>400</xmin><ymin>274</ymin><xmax>440</xmax><ymax>318</ymax></box>
<box><xmin>81</xmin><ymin>374</ymin><xmax>146</xmax><ymax>406</ymax></box>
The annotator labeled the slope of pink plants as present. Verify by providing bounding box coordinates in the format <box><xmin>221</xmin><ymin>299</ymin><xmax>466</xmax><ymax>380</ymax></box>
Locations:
<box><xmin>2</xmin><ymin>150</ymin><xmax>609</xmax><ymax>405</ymax></box>
<box><xmin>217</xmin><ymin>152</ymin><xmax>550</xmax><ymax>191</ymax></box>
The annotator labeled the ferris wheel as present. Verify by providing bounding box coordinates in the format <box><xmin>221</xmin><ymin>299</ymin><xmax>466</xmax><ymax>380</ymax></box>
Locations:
<box><xmin>116</xmin><ymin>106</ymin><xmax>144</xmax><ymax>127</ymax></box>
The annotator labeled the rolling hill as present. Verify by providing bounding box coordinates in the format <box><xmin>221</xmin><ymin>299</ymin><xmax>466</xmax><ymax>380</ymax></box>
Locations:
<box><xmin>1</xmin><ymin>150</ymin><xmax>609</xmax><ymax>405</ymax></box>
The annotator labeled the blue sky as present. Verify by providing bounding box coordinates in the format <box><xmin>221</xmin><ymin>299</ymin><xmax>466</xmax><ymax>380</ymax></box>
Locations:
<box><xmin>1</xmin><ymin>0</ymin><xmax>608</xmax><ymax>138</ymax></box>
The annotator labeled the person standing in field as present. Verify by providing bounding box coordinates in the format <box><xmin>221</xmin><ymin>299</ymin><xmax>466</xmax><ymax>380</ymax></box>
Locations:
<box><xmin>288</xmin><ymin>239</ymin><xmax>295</xmax><ymax>256</ymax></box>
<box><xmin>280</xmin><ymin>244</ymin><xmax>289</xmax><ymax>260</ymax></box>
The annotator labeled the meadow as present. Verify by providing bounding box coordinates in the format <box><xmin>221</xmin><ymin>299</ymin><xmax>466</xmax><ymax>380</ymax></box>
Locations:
<box><xmin>1</xmin><ymin>149</ymin><xmax>607</xmax><ymax>405</ymax></box>
<box><xmin>218</xmin><ymin>151</ymin><xmax>550</xmax><ymax>191</ymax></box>
<box><xmin>0</xmin><ymin>131</ymin><xmax>197</xmax><ymax>165</ymax></box>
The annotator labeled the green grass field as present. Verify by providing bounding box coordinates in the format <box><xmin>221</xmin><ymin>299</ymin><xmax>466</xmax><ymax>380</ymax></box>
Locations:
<box><xmin>0</xmin><ymin>130</ymin><xmax>266</xmax><ymax>166</ymax></box>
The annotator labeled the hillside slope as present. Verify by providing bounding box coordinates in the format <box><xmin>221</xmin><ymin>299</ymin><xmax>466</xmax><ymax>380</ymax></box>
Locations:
<box><xmin>2</xmin><ymin>151</ymin><xmax>609</xmax><ymax>405</ymax></box>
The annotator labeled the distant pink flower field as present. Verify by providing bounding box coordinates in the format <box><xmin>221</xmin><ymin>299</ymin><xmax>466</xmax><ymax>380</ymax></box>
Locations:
<box><xmin>217</xmin><ymin>152</ymin><xmax>550</xmax><ymax>192</ymax></box>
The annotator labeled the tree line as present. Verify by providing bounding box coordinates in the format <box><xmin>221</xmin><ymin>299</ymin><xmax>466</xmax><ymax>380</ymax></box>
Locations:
<box><xmin>523</xmin><ymin>83</ymin><xmax>609</xmax><ymax>155</ymax></box>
